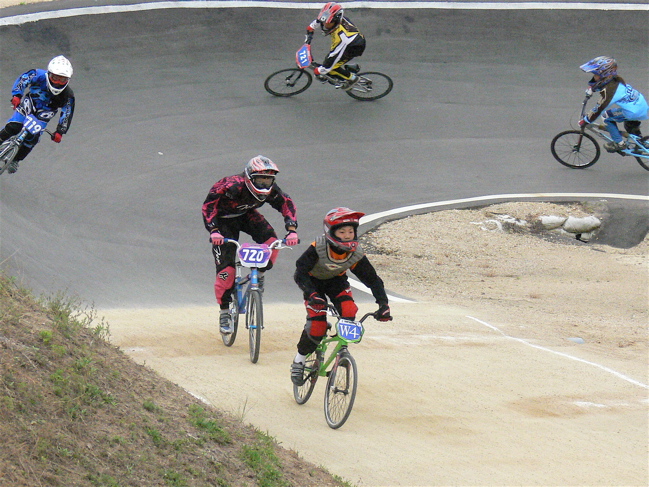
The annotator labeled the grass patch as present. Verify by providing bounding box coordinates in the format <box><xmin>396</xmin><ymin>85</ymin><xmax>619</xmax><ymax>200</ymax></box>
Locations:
<box><xmin>0</xmin><ymin>271</ymin><xmax>348</xmax><ymax>486</ymax></box>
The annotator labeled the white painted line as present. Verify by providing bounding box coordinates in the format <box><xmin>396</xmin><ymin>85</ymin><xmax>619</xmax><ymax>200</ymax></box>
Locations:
<box><xmin>349</xmin><ymin>278</ymin><xmax>416</xmax><ymax>303</ymax></box>
<box><xmin>351</xmin><ymin>192</ymin><xmax>648</xmax><ymax>301</ymax></box>
<box><xmin>2</xmin><ymin>1</ymin><xmax>647</xmax><ymax>26</ymax></box>
<box><xmin>359</xmin><ymin>192</ymin><xmax>649</xmax><ymax>226</ymax></box>
<box><xmin>467</xmin><ymin>315</ymin><xmax>649</xmax><ymax>389</ymax></box>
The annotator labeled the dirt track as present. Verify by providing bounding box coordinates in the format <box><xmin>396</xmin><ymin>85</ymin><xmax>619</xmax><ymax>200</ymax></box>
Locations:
<box><xmin>104</xmin><ymin>301</ymin><xmax>647</xmax><ymax>486</ymax></box>
<box><xmin>104</xmin><ymin>202</ymin><xmax>648</xmax><ymax>486</ymax></box>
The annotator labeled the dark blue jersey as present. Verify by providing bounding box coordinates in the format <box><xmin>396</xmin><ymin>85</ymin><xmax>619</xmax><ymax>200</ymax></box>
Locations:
<box><xmin>12</xmin><ymin>69</ymin><xmax>75</xmax><ymax>134</ymax></box>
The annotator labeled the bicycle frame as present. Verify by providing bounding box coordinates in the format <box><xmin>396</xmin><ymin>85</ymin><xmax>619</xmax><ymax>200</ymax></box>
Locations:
<box><xmin>313</xmin><ymin>305</ymin><xmax>371</xmax><ymax>377</ymax></box>
<box><xmin>580</xmin><ymin>96</ymin><xmax>648</xmax><ymax>159</ymax></box>
<box><xmin>224</xmin><ymin>238</ymin><xmax>288</xmax><ymax>313</ymax></box>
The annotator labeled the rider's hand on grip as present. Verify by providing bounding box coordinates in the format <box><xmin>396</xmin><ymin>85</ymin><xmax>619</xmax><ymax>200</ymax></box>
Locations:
<box><xmin>11</xmin><ymin>96</ymin><xmax>21</xmax><ymax>109</ymax></box>
<box><xmin>578</xmin><ymin>117</ymin><xmax>589</xmax><ymax>129</ymax></box>
<box><xmin>313</xmin><ymin>66</ymin><xmax>324</xmax><ymax>76</ymax></box>
<box><xmin>210</xmin><ymin>231</ymin><xmax>224</xmax><ymax>246</ymax></box>
<box><xmin>376</xmin><ymin>303</ymin><xmax>392</xmax><ymax>322</ymax></box>
<box><xmin>307</xmin><ymin>292</ymin><xmax>326</xmax><ymax>310</ymax></box>
<box><xmin>585</xmin><ymin>87</ymin><xmax>593</xmax><ymax>97</ymax></box>
<box><xmin>284</xmin><ymin>231</ymin><xmax>299</xmax><ymax>246</ymax></box>
<box><xmin>51</xmin><ymin>132</ymin><xmax>62</xmax><ymax>143</ymax></box>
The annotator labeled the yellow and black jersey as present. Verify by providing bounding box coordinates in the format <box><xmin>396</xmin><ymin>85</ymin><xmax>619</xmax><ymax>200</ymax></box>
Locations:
<box><xmin>307</xmin><ymin>17</ymin><xmax>366</xmax><ymax>75</ymax></box>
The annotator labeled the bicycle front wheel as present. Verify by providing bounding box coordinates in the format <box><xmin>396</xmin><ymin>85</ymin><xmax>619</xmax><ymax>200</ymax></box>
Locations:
<box><xmin>0</xmin><ymin>141</ymin><xmax>19</xmax><ymax>176</ymax></box>
<box><xmin>246</xmin><ymin>289</ymin><xmax>263</xmax><ymax>363</ymax></box>
<box><xmin>550</xmin><ymin>130</ymin><xmax>600</xmax><ymax>168</ymax></box>
<box><xmin>293</xmin><ymin>352</ymin><xmax>320</xmax><ymax>405</ymax></box>
<box><xmin>346</xmin><ymin>72</ymin><xmax>393</xmax><ymax>101</ymax></box>
<box><xmin>324</xmin><ymin>352</ymin><xmax>358</xmax><ymax>429</ymax></box>
<box><xmin>221</xmin><ymin>291</ymin><xmax>240</xmax><ymax>347</ymax></box>
<box><xmin>264</xmin><ymin>68</ymin><xmax>312</xmax><ymax>97</ymax></box>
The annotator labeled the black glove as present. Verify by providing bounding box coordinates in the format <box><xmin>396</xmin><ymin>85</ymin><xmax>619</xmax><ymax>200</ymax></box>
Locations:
<box><xmin>376</xmin><ymin>303</ymin><xmax>392</xmax><ymax>322</ymax></box>
<box><xmin>307</xmin><ymin>292</ymin><xmax>326</xmax><ymax>309</ymax></box>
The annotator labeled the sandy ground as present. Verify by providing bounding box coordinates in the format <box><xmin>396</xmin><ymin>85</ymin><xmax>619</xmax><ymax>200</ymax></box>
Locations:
<box><xmin>103</xmin><ymin>203</ymin><xmax>648</xmax><ymax>487</ymax></box>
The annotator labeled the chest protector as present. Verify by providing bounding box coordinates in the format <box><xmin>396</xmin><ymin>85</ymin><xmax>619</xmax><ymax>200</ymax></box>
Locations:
<box><xmin>309</xmin><ymin>236</ymin><xmax>365</xmax><ymax>280</ymax></box>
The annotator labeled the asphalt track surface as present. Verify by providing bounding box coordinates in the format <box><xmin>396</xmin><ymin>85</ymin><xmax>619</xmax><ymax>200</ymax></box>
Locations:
<box><xmin>0</xmin><ymin>1</ymin><xmax>647</xmax><ymax>308</ymax></box>
<box><xmin>0</xmin><ymin>2</ymin><xmax>648</xmax><ymax>486</ymax></box>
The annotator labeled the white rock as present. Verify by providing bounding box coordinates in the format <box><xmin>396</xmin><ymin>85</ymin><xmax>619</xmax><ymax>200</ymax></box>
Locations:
<box><xmin>539</xmin><ymin>215</ymin><xmax>567</xmax><ymax>230</ymax></box>
<box><xmin>562</xmin><ymin>216</ymin><xmax>601</xmax><ymax>233</ymax></box>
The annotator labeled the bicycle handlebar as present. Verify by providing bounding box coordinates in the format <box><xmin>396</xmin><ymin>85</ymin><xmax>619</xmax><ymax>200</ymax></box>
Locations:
<box><xmin>326</xmin><ymin>304</ymin><xmax>390</xmax><ymax>323</ymax></box>
<box><xmin>222</xmin><ymin>238</ymin><xmax>296</xmax><ymax>250</ymax></box>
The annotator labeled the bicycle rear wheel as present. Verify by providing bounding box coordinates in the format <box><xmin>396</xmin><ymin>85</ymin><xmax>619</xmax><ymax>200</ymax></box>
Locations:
<box><xmin>264</xmin><ymin>68</ymin><xmax>312</xmax><ymax>97</ymax></box>
<box><xmin>293</xmin><ymin>352</ymin><xmax>320</xmax><ymax>405</ymax></box>
<box><xmin>324</xmin><ymin>352</ymin><xmax>358</xmax><ymax>429</ymax></box>
<box><xmin>550</xmin><ymin>130</ymin><xmax>600</xmax><ymax>168</ymax></box>
<box><xmin>221</xmin><ymin>290</ymin><xmax>240</xmax><ymax>347</ymax></box>
<box><xmin>345</xmin><ymin>72</ymin><xmax>393</xmax><ymax>101</ymax></box>
<box><xmin>246</xmin><ymin>289</ymin><xmax>263</xmax><ymax>363</ymax></box>
<box><xmin>634</xmin><ymin>136</ymin><xmax>649</xmax><ymax>171</ymax></box>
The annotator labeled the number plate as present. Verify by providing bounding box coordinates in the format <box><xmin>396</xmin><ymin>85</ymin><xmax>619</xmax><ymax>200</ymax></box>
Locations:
<box><xmin>295</xmin><ymin>44</ymin><xmax>312</xmax><ymax>69</ymax></box>
<box><xmin>336</xmin><ymin>319</ymin><xmax>364</xmax><ymax>343</ymax></box>
<box><xmin>237</xmin><ymin>243</ymin><xmax>272</xmax><ymax>268</ymax></box>
<box><xmin>23</xmin><ymin>114</ymin><xmax>47</xmax><ymax>135</ymax></box>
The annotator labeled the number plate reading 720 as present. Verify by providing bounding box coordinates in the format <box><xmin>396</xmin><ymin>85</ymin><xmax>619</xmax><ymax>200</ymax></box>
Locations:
<box><xmin>336</xmin><ymin>319</ymin><xmax>364</xmax><ymax>343</ymax></box>
<box><xmin>238</xmin><ymin>244</ymin><xmax>272</xmax><ymax>268</ymax></box>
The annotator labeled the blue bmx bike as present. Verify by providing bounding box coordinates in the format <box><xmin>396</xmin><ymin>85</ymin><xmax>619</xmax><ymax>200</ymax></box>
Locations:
<box><xmin>220</xmin><ymin>238</ymin><xmax>293</xmax><ymax>363</ymax></box>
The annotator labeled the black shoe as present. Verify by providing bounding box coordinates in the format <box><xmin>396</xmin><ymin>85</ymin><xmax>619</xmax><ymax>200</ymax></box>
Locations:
<box><xmin>346</xmin><ymin>64</ymin><xmax>360</xmax><ymax>74</ymax></box>
<box><xmin>7</xmin><ymin>160</ymin><xmax>18</xmax><ymax>174</ymax></box>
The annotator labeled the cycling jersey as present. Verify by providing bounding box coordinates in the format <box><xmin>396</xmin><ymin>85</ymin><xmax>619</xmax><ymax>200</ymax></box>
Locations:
<box><xmin>11</xmin><ymin>69</ymin><xmax>75</xmax><ymax>134</ymax></box>
<box><xmin>202</xmin><ymin>173</ymin><xmax>298</xmax><ymax>234</ymax></box>
<box><xmin>307</xmin><ymin>17</ymin><xmax>365</xmax><ymax>75</ymax></box>
<box><xmin>586</xmin><ymin>78</ymin><xmax>649</xmax><ymax>123</ymax></box>
<box><xmin>294</xmin><ymin>237</ymin><xmax>388</xmax><ymax>305</ymax></box>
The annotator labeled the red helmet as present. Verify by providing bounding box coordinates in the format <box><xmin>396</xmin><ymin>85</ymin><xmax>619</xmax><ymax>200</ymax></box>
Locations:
<box><xmin>244</xmin><ymin>155</ymin><xmax>279</xmax><ymax>201</ymax></box>
<box><xmin>317</xmin><ymin>2</ymin><xmax>344</xmax><ymax>34</ymax></box>
<box><xmin>323</xmin><ymin>207</ymin><xmax>365</xmax><ymax>253</ymax></box>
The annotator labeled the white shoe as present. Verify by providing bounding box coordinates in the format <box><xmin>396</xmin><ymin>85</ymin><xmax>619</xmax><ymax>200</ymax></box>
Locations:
<box><xmin>219</xmin><ymin>310</ymin><xmax>233</xmax><ymax>334</ymax></box>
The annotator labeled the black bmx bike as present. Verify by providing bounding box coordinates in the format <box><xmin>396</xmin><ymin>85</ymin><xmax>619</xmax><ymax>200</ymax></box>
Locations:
<box><xmin>264</xmin><ymin>43</ymin><xmax>393</xmax><ymax>101</ymax></box>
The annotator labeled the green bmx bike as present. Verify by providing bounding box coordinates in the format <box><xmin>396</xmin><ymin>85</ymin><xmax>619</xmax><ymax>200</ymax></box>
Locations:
<box><xmin>292</xmin><ymin>305</ymin><xmax>389</xmax><ymax>429</ymax></box>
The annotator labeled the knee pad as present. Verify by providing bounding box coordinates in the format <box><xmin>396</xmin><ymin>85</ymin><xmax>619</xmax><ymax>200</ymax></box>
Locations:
<box><xmin>306</xmin><ymin>316</ymin><xmax>328</xmax><ymax>337</ymax></box>
<box><xmin>334</xmin><ymin>289</ymin><xmax>357</xmax><ymax>319</ymax></box>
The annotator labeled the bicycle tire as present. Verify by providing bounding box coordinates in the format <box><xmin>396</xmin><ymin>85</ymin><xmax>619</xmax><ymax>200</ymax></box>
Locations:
<box><xmin>221</xmin><ymin>289</ymin><xmax>239</xmax><ymax>347</ymax></box>
<box><xmin>634</xmin><ymin>136</ymin><xmax>649</xmax><ymax>171</ymax></box>
<box><xmin>293</xmin><ymin>352</ymin><xmax>320</xmax><ymax>405</ymax></box>
<box><xmin>0</xmin><ymin>141</ymin><xmax>19</xmax><ymax>176</ymax></box>
<box><xmin>264</xmin><ymin>68</ymin><xmax>312</xmax><ymax>97</ymax></box>
<box><xmin>550</xmin><ymin>130</ymin><xmax>600</xmax><ymax>169</ymax></box>
<box><xmin>246</xmin><ymin>289</ymin><xmax>263</xmax><ymax>363</ymax></box>
<box><xmin>345</xmin><ymin>72</ymin><xmax>393</xmax><ymax>101</ymax></box>
<box><xmin>324</xmin><ymin>352</ymin><xmax>358</xmax><ymax>429</ymax></box>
